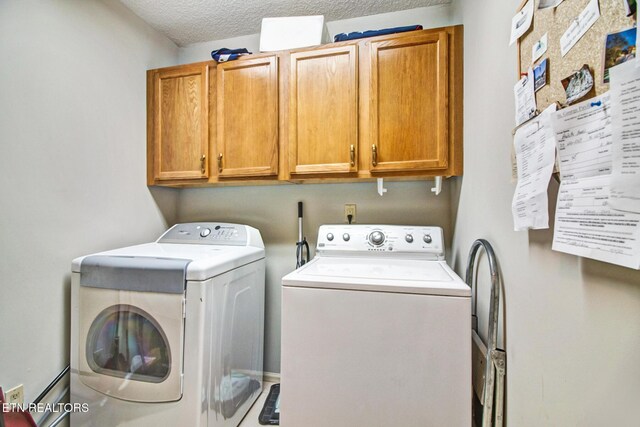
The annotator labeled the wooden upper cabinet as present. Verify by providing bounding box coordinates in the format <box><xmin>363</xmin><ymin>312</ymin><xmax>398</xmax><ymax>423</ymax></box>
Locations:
<box><xmin>149</xmin><ymin>63</ymin><xmax>208</xmax><ymax>182</ymax></box>
<box><xmin>216</xmin><ymin>55</ymin><xmax>279</xmax><ymax>178</ymax></box>
<box><xmin>288</xmin><ymin>45</ymin><xmax>358</xmax><ymax>175</ymax></box>
<box><xmin>367</xmin><ymin>30</ymin><xmax>449</xmax><ymax>173</ymax></box>
<box><xmin>146</xmin><ymin>26</ymin><xmax>462</xmax><ymax>187</ymax></box>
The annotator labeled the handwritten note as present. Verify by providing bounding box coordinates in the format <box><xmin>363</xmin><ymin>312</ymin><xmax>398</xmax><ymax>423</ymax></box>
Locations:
<box><xmin>609</xmin><ymin>60</ymin><xmax>640</xmax><ymax>213</ymax></box>
<box><xmin>512</xmin><ymin>104</ymin><xmax>557</xmax><ymax>231</ymax></box>
<box><xmin>551</xmin><ymin>91</ymin><xmax>640</xmax><ymax>269</ymax></box>
<box><xmin>560</xmin><ymin>0</ymin><xmax>600</xmax><ymax>57</ymax></box>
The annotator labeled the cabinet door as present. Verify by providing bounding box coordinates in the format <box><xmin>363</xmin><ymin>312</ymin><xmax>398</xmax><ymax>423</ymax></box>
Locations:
<box><xmin>368</xmin><ymin>31</ymin><xmax>449</xmax><ymax>172</ymax></box>
<box><xmin>289</xmin><ymin>45</ymin><xmax>358</xmax><ymax>175</ymax></box>
<box><xmin>150</xmin><ymin>64</ymin><xmax>208</xmax><ymax>181</ymax></box>
<box><xmin>216</xmin><ymin>56</ymin><xmax>279</xmax><ymax>178</ymax></box>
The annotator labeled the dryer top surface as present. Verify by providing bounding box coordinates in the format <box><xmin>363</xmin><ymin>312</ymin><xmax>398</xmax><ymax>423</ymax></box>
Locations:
<box><xmin>72</xmin><ymin>242</ymin><xmax>264</xmax><ymax>281</ymax></box>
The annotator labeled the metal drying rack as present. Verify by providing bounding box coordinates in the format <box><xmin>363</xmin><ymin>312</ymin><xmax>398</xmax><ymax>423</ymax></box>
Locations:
<box><xmin>466</xmin><ymin>239</ymin><xmax>506</xmax><ymax>427</ymax></box>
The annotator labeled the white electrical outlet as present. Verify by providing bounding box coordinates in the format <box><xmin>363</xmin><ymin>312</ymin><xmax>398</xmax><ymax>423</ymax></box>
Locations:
<box><xmin>5</xmin><ymin>384</ymin><xmax>24</xmax><ymax>405</ymax></box>
<box><xmin>344</xmin><ymin>204</ymin><xmax>356</xmax><ymax>223</ymax></box>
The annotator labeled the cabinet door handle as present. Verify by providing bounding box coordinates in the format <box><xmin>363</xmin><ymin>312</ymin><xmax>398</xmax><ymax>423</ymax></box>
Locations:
<box><xmin>217</xmin><ymin>153</ymin><xmax>223</xmax><ymax>172</ymax></box>
<box><xmin>371</xmin><ymin>144</ymin><xmax>378</xmax><ymax>167</ymax></box>
<box><xmin>200</xmin><ymin>154</ymin><xmax>206</xmax><ymax>174</ymax></box>
<box><xmin>350</xmin><ymin>145</ymin><xmax>355</xmax><ymax>167</ymax></box>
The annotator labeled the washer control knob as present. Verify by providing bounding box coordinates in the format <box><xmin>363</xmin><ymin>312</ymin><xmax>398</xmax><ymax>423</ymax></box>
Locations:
<box><xmin>369</xmin><ymin>231</ymin><xmax>385</xmax><ymax>246</ymax></box>
<box><xmin>327</xmin><ymin>233</ymin><xmax>334</xmax><ymax>241</ymax></box>
<box><xmin>405</xmin><ymin>234</ymin><xmax>414</xmax><ymax>243</ymax></box>
<box><xmin>423</xmin><ymin>234</ymin><xmax>432</xmax><ymax>244</ymax></box>
<box><xmin>343</xmin><ymin>233</ymin><xmax>350</xmax><ymax>242</ymax></box>
<box><xmin>200</xmin><ymin>228</ymin><xmax>211</xmax><ymax>237</ymax></box>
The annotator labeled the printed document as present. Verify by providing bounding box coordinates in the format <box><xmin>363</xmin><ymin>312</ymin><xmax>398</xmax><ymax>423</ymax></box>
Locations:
<box><xmin>553</xmin><ymin>176</ymin><xmax>640</xmax><ymax>269</ymax></box>
<box><xmin>532</xmin><ymin>33</ymin><xmax>548</xmax><ymax>64</ymax></box>
<box><xmin>510</xmin><ymin>0</ymin><xmax>534</xmax><ymax>46</ymax></box>
<box><xmin>512</xmin><ymin>104</ymin><xmax>557</xmax><ymax>230</ymax></box>
<box><xmin>514</xmin><ymin>70</ymin><xmax>537</xmax><ymax>126</ymax></box>
<box><xmin>609</xmin><ymin>60</ymin><xmax>640</xmax><ymax>213</ymax></box>
<box><xmin>551</xmin><ymin>92</ymin><xmax>640</xmax><ymax>269</ymax></box>
<box><xmin>553</xmin><ymin>93</ymin><xmax>612</xmax><ymax>180</ymax></box>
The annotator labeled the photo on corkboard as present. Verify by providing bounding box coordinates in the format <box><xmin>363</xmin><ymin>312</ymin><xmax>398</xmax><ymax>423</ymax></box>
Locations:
<box><xmin>562</xmin><ymin>65</ymin><xmax>593</xmax><ymax>105</ymax></box>
<box><xmin>602</xmin><ymin>27</ymin><xmax>637</xmax><ymax>83</ymax></box>
<box><xmin>533</xmin><ymin>58</ymin><xmax>548</xmax><ymax>92</ymax></box>
<box><xmin>622</xmin><ymin>0</ymin><xmax>637</xmax><ymax>17</ymax></box>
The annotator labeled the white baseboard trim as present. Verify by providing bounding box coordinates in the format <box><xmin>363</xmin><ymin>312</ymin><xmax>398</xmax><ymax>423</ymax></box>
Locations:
<box><xmin>263</xmin><ymin>371</ymin><xmax>281</xmax><ymax>383</ymax></box>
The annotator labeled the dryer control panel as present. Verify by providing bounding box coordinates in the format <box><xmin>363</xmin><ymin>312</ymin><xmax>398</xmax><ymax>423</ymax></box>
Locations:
<box><xmin>158</xmin><ymin>223</ymin><xmax>259</xmax><ymax>247</ymax></box>
<box><xmin>316</xmin><ymin>225</ymin><xmax>445</xmax><ymax>260</ymax></box>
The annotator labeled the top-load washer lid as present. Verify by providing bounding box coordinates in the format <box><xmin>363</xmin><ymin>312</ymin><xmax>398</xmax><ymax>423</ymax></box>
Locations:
<box><xmin>71</xmin><ymin>223</ymin><xmax>265</xmax><ymax>281</ymax></box>
<box><xmin>282</xmin><ymin>257</ymin><xmax>471</xmax><ymax>297</ymax></box>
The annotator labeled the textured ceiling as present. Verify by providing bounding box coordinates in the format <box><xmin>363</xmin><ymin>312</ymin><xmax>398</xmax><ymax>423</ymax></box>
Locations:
<box><xmin>120</xmin><ymin>0</ymin><xmax>450</xmax><ymax>46</ymax></box>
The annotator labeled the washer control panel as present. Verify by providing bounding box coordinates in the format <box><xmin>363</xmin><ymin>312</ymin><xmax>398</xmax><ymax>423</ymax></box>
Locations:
<box><xmin>158</xmin><ymin>223</ymin><xmax>249</xmax><ymax>246</ymax></box>
<box><xmin>316</xmin><ymin>225</ymin><xmax>444</xmax><ymax>259</ymax></box>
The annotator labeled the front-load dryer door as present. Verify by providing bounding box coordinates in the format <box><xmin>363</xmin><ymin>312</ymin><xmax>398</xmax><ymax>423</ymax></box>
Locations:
<box><xmin>78</xmin><ymin>286</ymin><xmax>184</xmax><ymax>402</ymax></box>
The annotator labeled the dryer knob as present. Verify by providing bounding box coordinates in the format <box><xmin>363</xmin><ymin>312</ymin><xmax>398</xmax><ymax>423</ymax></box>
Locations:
<box><xmin>343</xmin><ymin>233</ymin><xmax>350</xmax><ymax>242</ymax></box>
<box><xmin>405</xmin><ymin>234</ymin><xmax>414</xmax><ymax>243</ymax></box>
<box><xmin>423</xmin><ymin>234</ymin><xmax>432</xmax><ymax>244</ymax></box>
<box><xmin>327</xmin><ymin>233</ymin><xmax>334</xmax><ymax>241</ymax></box>
<box><xmin>200</xmin><ymin>228</ymin><xmax>211</xmax><ymax>237</ymax></box>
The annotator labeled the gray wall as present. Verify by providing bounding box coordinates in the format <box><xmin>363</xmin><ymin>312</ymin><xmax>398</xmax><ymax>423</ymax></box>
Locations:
<box><xmin>0</xmin><ymin>0</ymin><xmax>179</xmax><ymax>401</ymax></box>
<box><xmin>450</xmin><ymin>0</ymin><xmax>640</xmax><ymax>425</ymax></box>
<box><xmin>178</xmin><ymin>182</ymin><xmax>453</xmax><ymax>373</ymax></box>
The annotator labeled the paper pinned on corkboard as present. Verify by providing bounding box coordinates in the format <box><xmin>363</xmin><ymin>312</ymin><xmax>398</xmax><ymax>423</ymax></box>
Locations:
<box><xmin>517</xmin><ymin>0</ymin><xmax>636</xmax><ymax>111</ymax></box>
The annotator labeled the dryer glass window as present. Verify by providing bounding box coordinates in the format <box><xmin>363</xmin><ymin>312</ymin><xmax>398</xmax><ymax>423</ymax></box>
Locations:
<box><xmin>86</xmin><ymin>305</ymin><xmax>171</xmax><ymax>383</ymax></box>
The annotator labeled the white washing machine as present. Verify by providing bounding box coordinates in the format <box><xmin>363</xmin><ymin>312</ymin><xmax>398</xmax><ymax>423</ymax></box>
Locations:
<box><xmin>281</xmin><ymin>224</ymin><xmax>471</xmax><ymax>427</ymax></box>
<box><xmin>70</xmin><ymin>223</ymin><xmax>265</xmax><ymax>427</ymax></box>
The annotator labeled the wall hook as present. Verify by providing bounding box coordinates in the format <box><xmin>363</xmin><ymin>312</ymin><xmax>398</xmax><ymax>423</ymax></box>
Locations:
<box><xmin>377</xmin><ymin>178</ymin><xmax>387</xmax><ymax>196</ymax></box>
<box><xmin>431</xmin><ymin>176</ymin><xmax>443</xmax><ymax>195</ymax></box>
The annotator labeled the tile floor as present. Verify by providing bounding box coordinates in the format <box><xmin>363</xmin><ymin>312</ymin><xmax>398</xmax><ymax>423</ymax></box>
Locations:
<box><xmin>238</xmin><ymin>381</ymin><xmax>277</xmax><ymax>427</ymax></box>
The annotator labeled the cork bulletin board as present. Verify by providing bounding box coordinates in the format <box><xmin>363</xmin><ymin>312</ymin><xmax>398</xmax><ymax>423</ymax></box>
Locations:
<box><xmin>517</xmin><ymin>0</ymin><xmax>636</xmax><ymax>110</ymax></box>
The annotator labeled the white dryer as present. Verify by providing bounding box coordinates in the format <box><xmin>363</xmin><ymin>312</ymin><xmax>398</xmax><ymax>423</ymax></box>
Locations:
<box><xmin>281</xmin><ymin>225</ymin><xmax>471</xmax><ymax>427</ymax></box>
<box><xmin>70</xmin><ymin>223</ymin><xmax>265</xmax><ymax>427</ymax></box>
